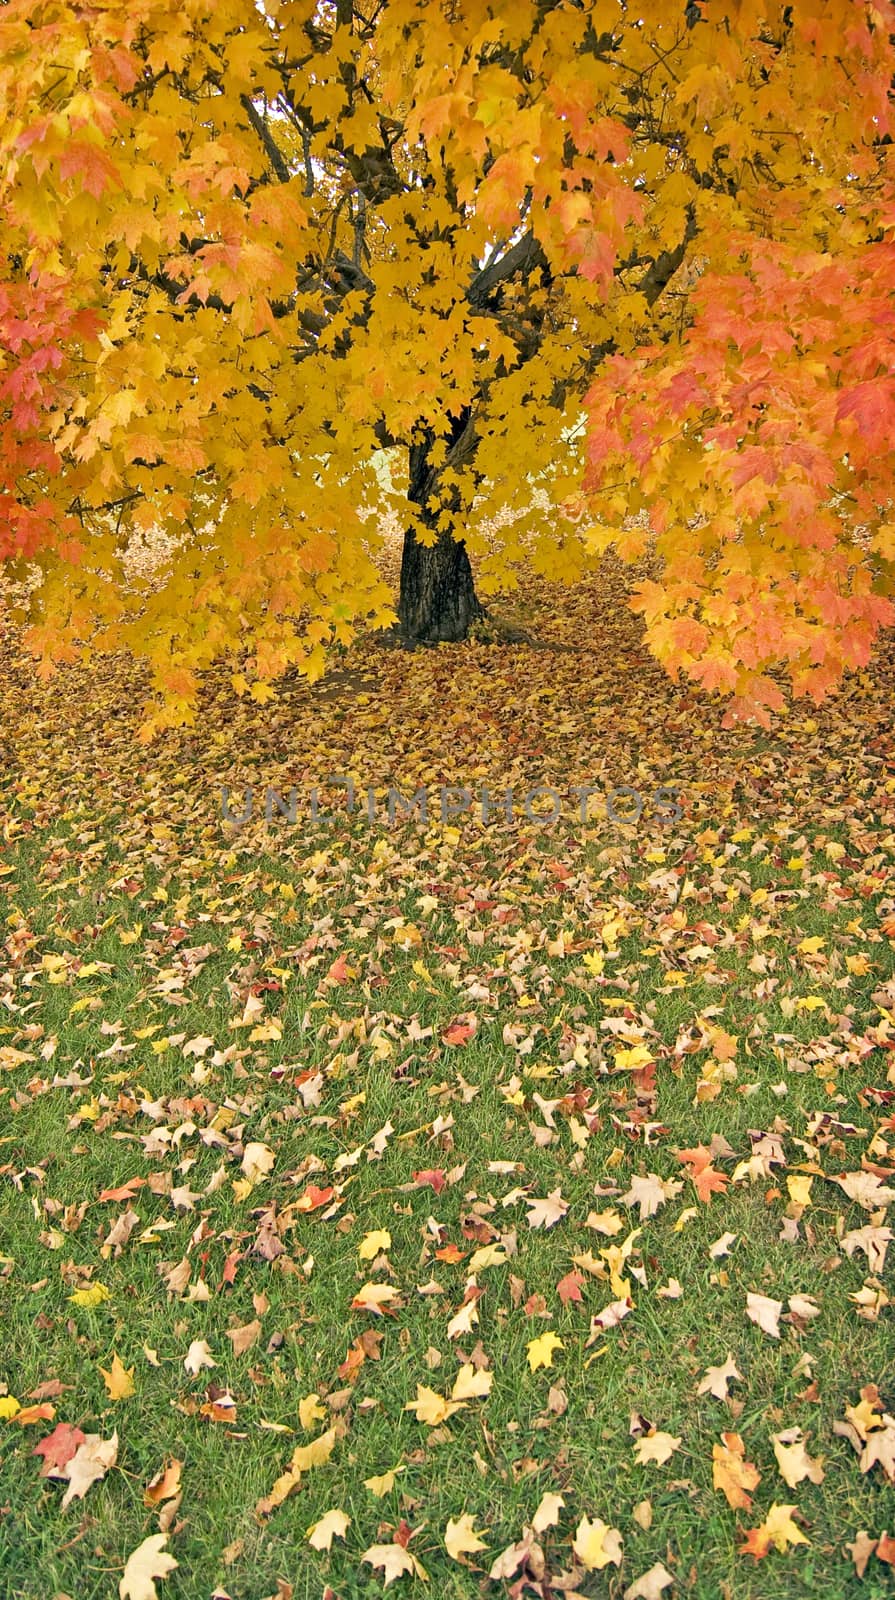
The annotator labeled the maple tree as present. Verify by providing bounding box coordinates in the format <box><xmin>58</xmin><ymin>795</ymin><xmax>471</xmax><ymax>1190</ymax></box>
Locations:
<box><xmin>3</xmin><ymin>0</ymin><xmax>893</xmax><ymax>729</ymax></box>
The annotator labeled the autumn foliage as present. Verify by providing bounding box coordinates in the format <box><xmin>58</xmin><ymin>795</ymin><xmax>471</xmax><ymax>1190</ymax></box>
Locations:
<box><xmin>1</xmin><ymin>0</ymin><xmax>894</xmax><ymax>727</ymax></box>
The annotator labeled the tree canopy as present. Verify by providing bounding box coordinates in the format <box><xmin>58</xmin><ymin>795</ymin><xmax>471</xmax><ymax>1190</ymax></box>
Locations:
<box><xmin>1</xmin><ymin>0</ymin><xmax>894</xmax><ymax>730</ymax></box>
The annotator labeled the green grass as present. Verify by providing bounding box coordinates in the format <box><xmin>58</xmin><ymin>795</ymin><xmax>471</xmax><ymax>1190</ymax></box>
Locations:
<box><xmin>0</xmin><ymin>780</ymin><xmax>894</xmax><ymax>1599</ymax></box>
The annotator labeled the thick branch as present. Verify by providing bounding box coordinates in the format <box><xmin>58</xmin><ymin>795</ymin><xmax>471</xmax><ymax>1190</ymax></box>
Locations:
<box><xmin>240</xmin><ymin>96</ymin><xmax>292</xmax><ymax>184</ymax></box>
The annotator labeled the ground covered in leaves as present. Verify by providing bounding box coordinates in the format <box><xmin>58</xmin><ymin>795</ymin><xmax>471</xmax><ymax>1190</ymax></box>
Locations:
<box><xmin>1</xmin><ymin>561</ymin><xmax>895</xmax><ymax>1600</ymax></box>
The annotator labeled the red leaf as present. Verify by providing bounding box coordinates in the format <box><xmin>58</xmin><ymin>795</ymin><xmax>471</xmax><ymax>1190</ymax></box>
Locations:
<box><xmin>442</xmin><ymin>1017</ymin><xmax>477</xmax><ymax>1047</ymax></box>
<box><xmin>32</xmin><ymin>1421</ymin><xmax>85</xmax><ymax>1474</ymax></box>
<box><xmin>413</xmin><ymin>1169</ymin><xmax>446</xmax><ymax>1193</ymax></box>
<box><xmin>97</xmin><ymin>1177</ymin><xmax>145</xmax><ymax>1203</ymax></box>
<box><xmin>294</xmin><ymin>1184</ymin><xmax>335</xmax><ymax>1212</ymax></box>
<box><xmin>556</xmin><ymin>1270</ymin><xmax>586</xmax><ymax>1306</ymax></box>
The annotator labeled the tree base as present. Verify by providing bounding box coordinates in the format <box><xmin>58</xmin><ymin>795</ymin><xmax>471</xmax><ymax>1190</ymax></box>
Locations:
<box><xmin>397</xmin><ymin>525</ymin><xmax>484</xmax><ymax>643</ymax></box>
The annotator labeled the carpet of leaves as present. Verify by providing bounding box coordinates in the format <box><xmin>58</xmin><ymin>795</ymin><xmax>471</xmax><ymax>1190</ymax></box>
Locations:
<box><xmin>1</xmin><ymin>560</ymin><xmax>894</xmax><ymax>1599</ymax></box>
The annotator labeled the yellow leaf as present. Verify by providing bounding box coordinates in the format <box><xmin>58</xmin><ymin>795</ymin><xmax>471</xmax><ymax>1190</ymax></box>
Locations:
<box><xmin>298</xmin><ymin>1393</ymin><xmax>326</xmax><ymax>1430</ymax></box>
<box><xmin>527</xmin><ymin>1331</ymin><xmax>564</xmax><ymax>1372</ymax></box>
<box><xmin>786</xmin><ymin>1174</ymin><xmax>813</xmax><ymax>1207</ymax></box>
<box><xmin>351</xmin><ymin>1282</ymin><xmax>400</xmax><ymax>1313</ymax></box>
<box><xmin>118</xmin><ymin>1533</ymin><xmax>178</xmax><ymax>1600</ymax></box>
<box><xmin>100</xmin><ymin>1353</ymin><xmax>135</xmax><ymax>1401</ymax></box>
<box><xmin>290</xmin><ymin>1426</ymin><xmax>337</xmax><ymax>1472</ymax></box>
<box><xmin>445</xmin><ymin>1512</ymin><xmax>488</xmax><ymax>1561</ymax></box>
<box><xmin>532</xmin><ymin>1490</ymin><xmax>565</xmax><ymax>1533</ymax></box>
<box><xmin>364</xmin><ymin>1463</ymin><xmax>404</xmax><ymax>1496</ymax></box>
<box><xmin>306</xmin><ymin>1508</ymin><xmax>350</xmax><ymax>1551</ymax></box>
<box><xmin>450</xmin><ymin>1364</ymin><xmax>493</xmax><ymax>1401</ymax></box>
<box><xmin>362</xmin><ymin>1542</ymin><xmax>429</xmax><ymax>1584</ymax></box>
<box><xmin>405</xmin><ymin>1385</ymin><xmax>465</xmax><ymax>1426</ymax></box>
<box><xmin>70</xmin><ymin>1283</ymin><xmax>111</xmax><ymax>1308</ymax></box>
<box><xmin>633</xmin><ymin>1430</ymin><xmax>681</xmax><ymax>1467</ymax></box>
<box><xmin>240</xmin><ymin>1141</ymin><xmax>275</xmax><ymax>1183</ymax></box>
<box><xmin>573</xmin><ymin>1516</ymin><xmax>623</xmax><ymax>1570</ymax></box>
<box><xmin>358</xmin><ymin>1229</ymin><xmax>392</xmax><ymax>1261</ymax></box>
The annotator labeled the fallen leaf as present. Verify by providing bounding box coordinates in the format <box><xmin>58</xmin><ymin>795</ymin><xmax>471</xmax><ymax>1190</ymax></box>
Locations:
<box><xmin>697</xmin><ymin>1354</ymin><xmax>743</xmax><ymax>1401</ymax></box>
<box><xmin>143</xmin><ymin>1459</ymin><xmax>183</xmax><ymax>1507</ymax></box>
<box><xmin>405</xmin><ymin>1385</ymin><xmax>464</xmax><ymax>1426</ymax></box>
<box><xmin>299</xmin><ymin>1393</ymin><xmax>326</xmax><ymax>1430</ymax></box>
<box><xmin>183</xmin><ymin>1340</ymin><xmax>216</xmax><ymax>1375</ymax></box>
<box><xmin>445</xmin><ymin>1512</ymin><xmax>488</xmax><ymax>1561</ymax></box>
<box><xmin>362</xmin><ymin>1543</ymin><xmax>429</xmax><ymax>1585</ymax></box>
<box><xmin>740</xmin><ymin>1502</ymin><xmax>809</xmax><ymax>1558</ymax></box>
<box><xmin>526</xmin><ymin>1190</ymin><xmax>569</xmax><ymax>1229</ymax></box>
<box><xmin>100</xmin><ymin>1353</ymin><xmax>135</xmax><ymax>1401</ymax></box>
<box><xmin>33</xmin><ymin>1422</ymin><xmax>85</xmax><ymax>1476</ymax></box>
<box><xmin>634</xmin><ymin>1430</ymin><xmax>681</xmax><ymax>1467</ymax></box>
<box><xmin>573</xmin><ymin>1516</ymin><xmax>623</xmax><ymax>1570</ymax></box>
<box><xmin>746</xmin><ymin>1291</ymin><xmax>782</xmax><ymax>1338</ymax></box>
<box><xmin>241</xmin><ymin>1141</ymin><xmax>275</xmax><ymax>1183</ymax></box>
<box><xmin>364</xmin><ymin>1464</ymin><xmax>404</xmax><ymax>1496</ymax></box>
<box><xmin>450</xmin><ymin>1364</ymin><xmax>492</xmax><ymax>1401</ymax></box>
<box><xmin>290</xmin><ymin>1426</ymin><xmax>337</xmax><ymax>1471</ymax></box>
<box><xmin>306</xmin><ymin>1508</ymin><xmax>350</xmax><ymax>1551</ymax></box>
<box><xmin>532</xmin><ymin>1491</ymin><xmax>564</xmax><ymax>1533</ymax></box>
<box><xmin>51</xmin><ymin>1430</ymin><xmax>118</xmax><ymax>1509</ymax></box>
<box><xmin>119</xmin><ymin>1533</ymin><xmax>178</xmax><ymax>1600</ymax></box>
<box><xmin>624</xmin><ymin>1562</ymin><xmax>674</xmax><ymax>1600</ymax></box>
<box><xmin>226</xmin><ymin>1319</ymin><xmax>262</xmax><ymax>1357</ymax></box>
<box><xmin>772</xmin><ymin>1427</ymin><xmax>825</xmax><ymax>1487</ymax></box>
<box><xmin>527</xmin><ymin>1331</ymin><xmax>564</xmax><ymax>1372</ymax></box>
<box><xmin>712</xmin><ymin>1431</ymin><xmax>761</xmax><ymax>1510</ymax></box>
<box><xmin>359</xmin><ymin>1228</ymin><xmax>392</xmax><ymax>1260</ymax></box>
<box><xmin>846</xmin><ymin>1530</ymin><xmax>877</xmax><ymax>1578</ymax></box>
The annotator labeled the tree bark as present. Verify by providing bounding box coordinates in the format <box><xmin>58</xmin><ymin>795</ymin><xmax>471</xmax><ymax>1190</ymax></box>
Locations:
<box><xmin>398</xmin><ymin>413</ymin><xmax>483</xmax><ymax>642</ymax></box>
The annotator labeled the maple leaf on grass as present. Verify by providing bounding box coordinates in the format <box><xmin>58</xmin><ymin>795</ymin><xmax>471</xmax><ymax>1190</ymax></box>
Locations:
<box><xmin>46</xmin><ymin>1430</ymin><xmax>118</xmax><ymax>1510</ymax></box>
<box><xmin>350</xmin><ymin>1282</ymin><xmax>400</xmax><ymax>1315</ymax></box>
<box><xmin>633</xmin><ymin>1430</ymin><xmax>681</xmax><ymax>1467</ymax></box>
<box><xmin>119</xmin><ymin>1534</ymin><xmax>178</xmax><ymax>1600</ymax></box>
<box><xmin>100</xmin><ymin>1352</ymin><xmax>135</xmax><ymax>1401</ymax></box>
<box><xmin>444</xmin><ymin>1513</ymin><xmax>488</xmax><ymax>1562</ymax></box>
<box><xmin>404</xmin><ymin>1385</ymin><xmax>465</xmax><ymax>1427</ymax></box>
<box><xmin>358</xmin><ymin>1227</ymin><xmax>392</xmax><ymax>1260</ymax></box>
<box><xmin>226</xmin><ymin>1318</ymin><xmax>262</xmax><ymax>1356</ymax></box>
<box><xmin>526</xmin><ymin>1331</ymin><xmax>564</xmax><ymax>1372</ymax></box>
<box><xmin>365</xmin><ymin>1463</ymin><xmax>405</xmax><ymax>1497</ymax></box>
<box><xmin>846</xmin><ymin>1531</ymin><xmax>878</xmax><ymax>1579</ymax></box>
<box><xmin>740</xmin><ymin>1503</ymin><xmax>809</xmax><ymax>1559</ymax></box>
<box><xmin>771</xmin><ymin>1427</ymin><xmax>825</xmax><ymax>1487</ymax></box>
<box><xmin>746</xmin><ymin>1291</ymin><xmax>783</xmax><ymax>1338</ymax></box>
<box><xmin>531</xmin><ymin>1491</ymin><xmax>565</xmax><ymax>1534</ymax></box>
<box><xmin>306</xmin><ymin>1508</ymin><xmax>350</xmax><ymax>1551</ymax></box>
<box><xmin>143</xmin><ymin>1459</ymin><xmax>182</xmax><ymax>1508</ymax></box>
<box><xmin>289</xmin><ymin>1426</ymin><xmax>338</xmax><ymax>1471</ymax></box>
<box><xmin>450</xmin><ymin>1363</ymin><xmax>493</xmax><ymax>1401</ymax></box>
<box><xmin>573</xmin><ymin>1516</ymin><xmax>623</xmax><ymax>1571</ymax></box>
<box><xmin>183</xmin><ymin>1339</ymin><xmax>216</xmax><ymax>1375</ymax></box>
<box><xmin>712</xmin><ymin>1432</ymin><xmax>761</xmax><ymax>1510</ymax></box>
<box><xmin>624</xmin><ymin>1563</ymin><xmax>674</xmax><ymax>1600</ymax></box>
<box><xmin>525</xmin><ymin>1189</ymin><xmax>569</xmax><ymax>1229</ymax></box>
<box><xmin>32</xmin><ymin>1422</ymin><xmax>85</xmax><ymax>1476</ymax></box>
<box><xmin>677</xmin><ymin>1145</ymin><xmax>729</xmax><ymax>1203</ymax></box>
<box><xmin>363</xmin><ymin>1542</ymin><xmax>429</xmax><ymax>1585</ymax></box>
<box><xmin>697</xmin><ymin>1354</ymin><xmax>743</xmax><ymax>1401</ymax></box>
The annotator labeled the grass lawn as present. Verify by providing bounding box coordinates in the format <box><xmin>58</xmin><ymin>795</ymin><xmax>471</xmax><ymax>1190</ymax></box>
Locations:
<box><xmin>0</xmin><ymin>565</ymin><xmax>894</xmax><ymax>1599</ymax></box>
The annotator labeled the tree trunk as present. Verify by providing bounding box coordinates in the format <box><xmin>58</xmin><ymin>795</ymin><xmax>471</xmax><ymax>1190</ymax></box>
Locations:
<box><xmin>398</xmin><ymin>414</ymin><xmax>483</xmax><ymax>643</ymax></box>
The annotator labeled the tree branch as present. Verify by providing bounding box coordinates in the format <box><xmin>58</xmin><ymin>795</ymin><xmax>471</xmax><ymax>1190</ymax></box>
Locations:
<box><xmin>240</xmin><ymin>96</ymin><xmax>292</xmax><ymax>184</ymax></box>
